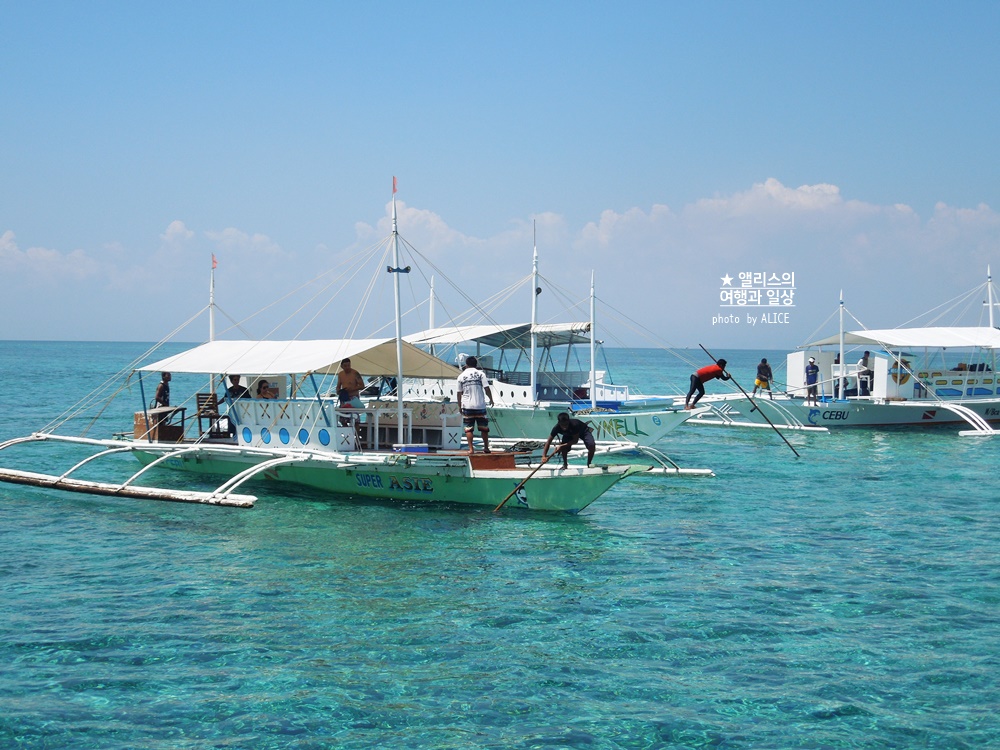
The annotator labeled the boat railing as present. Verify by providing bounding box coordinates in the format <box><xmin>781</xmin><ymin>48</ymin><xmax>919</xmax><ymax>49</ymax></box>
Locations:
<box><xmin>911</xmin><ymin>367</ymin><xmax>998</xmax><ymax>399</ymax></box>
<box><xmin>216</xmin><ymin>397</ymin><xmax>423</xmax><ymax>453</ymax></box>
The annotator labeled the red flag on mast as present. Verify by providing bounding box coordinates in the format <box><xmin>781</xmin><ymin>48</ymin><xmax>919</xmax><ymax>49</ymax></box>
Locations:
<box><xmin>212</xmin><ymin>254</ymin><xmax>218</xmax><ymax>269</ymax></box>
<box><xmin>392</xmin><ymin>176</ymin><xmax>397</xmax><ymax>194</ymax></box>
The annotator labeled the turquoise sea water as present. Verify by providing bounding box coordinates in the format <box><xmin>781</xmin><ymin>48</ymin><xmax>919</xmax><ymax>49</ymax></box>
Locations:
<box><xmin>1</xmin><ymin>342</ymin><xmax>999</xmax><ymax>749</ymax></box>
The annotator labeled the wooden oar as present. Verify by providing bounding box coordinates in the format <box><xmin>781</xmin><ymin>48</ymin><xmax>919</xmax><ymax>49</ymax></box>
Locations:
<box><xmin>698</xmin><ymin>344</ymin><xmax>801</xmax><ymax>458</ymax></box>
<box><xmin>493</xmin><ymin>452</ymin><xmax>552</xmax><ymax>512</ymax></box>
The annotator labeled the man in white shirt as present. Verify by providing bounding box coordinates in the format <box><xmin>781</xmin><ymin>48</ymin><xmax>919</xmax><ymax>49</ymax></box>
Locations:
<box><xmin>456</xmin><ymin>356</ymin><xmax>495</xmax><ymax>453</ymax></box>
<box><xmin>857</xmin><ymin>351</ymin><xmax>873</xmax><ymax>396</ymax></box>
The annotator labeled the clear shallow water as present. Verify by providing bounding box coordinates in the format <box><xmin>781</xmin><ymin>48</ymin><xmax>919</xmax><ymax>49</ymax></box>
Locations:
<box><xmin>1</xmin><ymin>343</ymin><xmax>999</xmax><ymax>749</ymax></box>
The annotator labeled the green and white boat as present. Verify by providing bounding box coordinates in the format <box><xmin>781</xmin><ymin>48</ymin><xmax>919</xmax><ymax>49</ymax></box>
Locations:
<box><xmin>0</xmin><ymin>184</ymin><xmax>708</xmax><ymax>512</ymax></box>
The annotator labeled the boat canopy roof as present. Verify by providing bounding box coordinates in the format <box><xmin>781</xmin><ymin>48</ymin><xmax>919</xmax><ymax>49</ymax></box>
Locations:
<box><xmin>138</xmin><ymin>338</ymin><xmax>461</xmax><ymax>378</ymax></box>
<box><xmin>804</xmin><ymin>326</ymin><xmax>1000</xmax><ymax>350</ymax></box>
<box><xmin>405</xmin><ymin>322</ymin><xmax>592</xmax><ymax>350</ymax></box>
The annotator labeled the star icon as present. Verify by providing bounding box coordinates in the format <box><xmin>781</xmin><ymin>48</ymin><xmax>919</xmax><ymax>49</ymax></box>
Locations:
<box><xmin>721</xmin><ymin>274</ymin><xmax>733</xmax><ymax>286</ymax></box>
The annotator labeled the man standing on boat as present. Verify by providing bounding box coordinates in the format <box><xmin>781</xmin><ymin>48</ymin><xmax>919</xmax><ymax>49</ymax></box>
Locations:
<box><xmin>805</xmin><ymin>357</ymin><xmax>820</xmax><ymax>406</ymax></box>
<box><xmin>752</xmin><ymin>358</ymin><xmax>773</xmax><ymax>400</ymax></box>
<box><xmin>857</xmin><ymin>351</ymin><xmax>874</xmax><ymax>396</ymax></box>
<box><xmin>684</xmin><ymin>359</ymin><xmax>730</xmax><ymax>409</ymax></box>
<box><xmin>457</xmin><ymin>356</ymin><xmax>494</xmax><ymax>453</ymax></box>
<box><xmin>153</xmin><ymin>372</ymin><xmax>171</xmax><ymax>407</ymax></box>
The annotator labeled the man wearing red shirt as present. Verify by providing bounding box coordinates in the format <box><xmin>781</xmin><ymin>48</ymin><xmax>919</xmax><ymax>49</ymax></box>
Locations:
<box><xmin>685</xmin><ymin>359</ymin><xmax>731</xmax><ymax>409</ymax></box>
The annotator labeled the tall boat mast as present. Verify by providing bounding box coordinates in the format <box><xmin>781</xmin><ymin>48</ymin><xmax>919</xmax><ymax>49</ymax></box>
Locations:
<box><xmin>428</xmin><ymin>276</ymin><xmax>436</xmax><ymax>358</ymax></box>
<box><xmin>530</xmin><ymin>222</ymin><xmax>538</xmax><ymax>403</ymax></box>
<box><xmin>989</xmin><ymin>266</ymin><xmax>995</xmax><ymax>329</ymax></box>
<box><xmin>390</xmin><ymin>177</ymin><xmax>406</xmax><ymax>444</ymax></box>
<box><xmin>590</xmin><ymin>271</ymin><xmax>597</xmax><ymax>409</ymax></box>
<box><xmin>838</xmin><ymin>291</ymin><xmax>846</xmax><ymax>398</ymax></box>
<box><xmin>209</xmin><ymin>254</ymin><xmax>217</xmax><ymax>342</ymax></box>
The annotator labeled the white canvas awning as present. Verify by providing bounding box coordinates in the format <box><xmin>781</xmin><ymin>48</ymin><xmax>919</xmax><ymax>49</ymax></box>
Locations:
<box><xmin>138</xmin><ymin>339</ymin><xmax>461</xmax><ymax>378</ymax></box>
<box><xmin>405</xmin><ymin>322</ymin><xmax>591</xmax><ymax>350</ymax></box>
<box><xmin>804</xmin><ymin>327</ymin><xmax>1000</xmax><ymax>350</ymax></box>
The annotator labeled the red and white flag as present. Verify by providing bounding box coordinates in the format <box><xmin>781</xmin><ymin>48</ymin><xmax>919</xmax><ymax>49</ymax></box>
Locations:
<box><xmin>212</xmin><ymin>254</ymin><xmax>218</xmax><ymax>269</ymax></box>
<box><xmin>392</xmin><ymin>176</ymin><xmax>397</xmax><ymax>194</ymax></box>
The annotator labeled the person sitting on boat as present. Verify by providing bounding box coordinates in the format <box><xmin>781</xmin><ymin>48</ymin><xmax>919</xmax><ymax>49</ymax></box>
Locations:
<box><xmin>752</xmin><ymin>358</ymin><xmax>773</xmax><ymax>400</ymax></box>
<box><xmin>153</xmin><ymin>372</ymin><xmax>171</xmax><ymax>408</ymax></box>
<box><xmin>335</xmin><ymin>358</ymin><xmax>366</xmax><ymax>409</ymax></box>
<box><xmin>256</xmin><ymin>379</ymin><xmax>277</xmax><ymax>399</ymax></box>
<box><xmin>805</xmin><ymin>357</ymin><xmax>820</xmax><ymax>406</ymax></box>
<box><xmin>457</xmin><ymin>356</ymin><xmax>494</xmax><ymax>453</ymax></box>
<box><xmin>543</xmin><ymin>412</ymin><xmax>596</xmax><ymax>469</ymax></box>
<box><xmin>226</xmin><ymin>375</ymin><xmax>250</xmax><ymax>401</ymax></box>
<box><xmin>684</xmin><ymin>359</ymin><xmax>730</xmax><ymax>409</ymax></box>
<box><xmin>857</xmin><ymin>351</ymin><xmax>874</xmax><ymax>396</ymax></box>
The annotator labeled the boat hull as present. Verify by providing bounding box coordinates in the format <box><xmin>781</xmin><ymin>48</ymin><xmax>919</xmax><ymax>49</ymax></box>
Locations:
<box><xmin>132</xmin><ymin>447</ymin><xmax>645</xmax><ymax>512</ymax></box>
<box><xmin>692</xmin><ymin>394</ymin><xmax>1000</xmax><ymax>428</ymax></box>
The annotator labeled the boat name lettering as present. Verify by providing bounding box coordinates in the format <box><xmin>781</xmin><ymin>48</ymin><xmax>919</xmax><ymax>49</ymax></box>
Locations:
<box><xmin>986</xmin><ymin>408</ymin><xmax>1000</xmax><ymax>417</ymax></box>
<box><xmin>388</xmin><ymin>476</ymin><xmax>434</xmax><ymax>493</ymax></box>
<box><xmin>822</xmin><ymin>410</ymin><xmax>849</xmax><ymax>421</ymax></box>
<box><xmin>591</xmin><ymin>417</ymin><xmax>649</xmax><ymax>440</ymax></box>
<box><xmin>356</xmin><ymin>473</ymin><xmax>384</xmax><ymax>489</ymax></box>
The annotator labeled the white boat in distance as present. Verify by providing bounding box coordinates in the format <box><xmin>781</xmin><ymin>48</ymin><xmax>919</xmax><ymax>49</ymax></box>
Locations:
<box><xmin>689</xmin><ymin>273</ymin><xmax>1000</xmax><ymax>435</ymax></box>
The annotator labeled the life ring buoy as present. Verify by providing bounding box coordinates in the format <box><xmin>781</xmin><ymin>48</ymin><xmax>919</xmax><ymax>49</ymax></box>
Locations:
<box><xmin>890</xmin><ymin>359</ymin><xmax>911</xmax><ymax>385</ymax></box>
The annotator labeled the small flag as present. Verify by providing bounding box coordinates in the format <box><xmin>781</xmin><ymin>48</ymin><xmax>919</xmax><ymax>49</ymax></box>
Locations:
<box><xmin>212</xmin><ymin>254</ymin><xmax>218</xmax><ymax>269</ymax></box>
<box><xmin>392</xmin><ymin>176</ymin><xmax>397</xmax><ymax>194</ymax></box>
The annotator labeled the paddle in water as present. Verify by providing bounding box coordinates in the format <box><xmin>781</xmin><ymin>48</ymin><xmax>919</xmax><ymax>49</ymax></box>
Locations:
<box><xmin>493</xmin><ymin>453</ymin><xmax>552</xmax><ymax>512</ymax></box>
<box><xmin>699</xmin><ymin>345</ymin><xmax>801</xmax><ymax>458</ymax></box>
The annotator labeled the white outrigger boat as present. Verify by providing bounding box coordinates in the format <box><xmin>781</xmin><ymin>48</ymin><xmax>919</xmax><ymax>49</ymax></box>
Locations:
<box><xmin>400</xmin><ymin>321</ymin><xmax>696</xmax><ymax>447</ymax></box>
<box><xmin>394</xmin><ymin>247</ymin><xmax>701</xmax><ymax>448</ymax></box>
<box><xmin>689</xmin><ymin>273</ymin><xmax>1000</xmax><ymax>435</ymax></box>
<box><xmin>0</xmin><ymin>185</ymin><xmax>711</xmax><ymax>512</ymax></box>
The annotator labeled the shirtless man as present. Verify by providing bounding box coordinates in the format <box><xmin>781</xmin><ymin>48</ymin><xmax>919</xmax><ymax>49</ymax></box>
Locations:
<box><xmin>335</xmin><ymin>358</ymin><xmax>366</xmax><ymax>408</ymax></box>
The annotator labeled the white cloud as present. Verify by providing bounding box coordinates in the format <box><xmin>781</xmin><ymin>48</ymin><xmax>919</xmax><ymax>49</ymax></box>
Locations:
<box><xmin>3</xmin><ymin>179</ymin><xmax>1000</xmax><ymax>346</ymax></box>
<box><xmin>0</xmin><ymin>230</ymin><xmax>99</xmax><ymax>279</ymax></box>
<box><xmin>205</xmin><ymin>227</ymin><xmax>284</xmax><ymax>257</ymax></box>
<box><xmin>161</xmin><ymin>220</ymin><xmax>194</xmax><ymax>246</ymax></box>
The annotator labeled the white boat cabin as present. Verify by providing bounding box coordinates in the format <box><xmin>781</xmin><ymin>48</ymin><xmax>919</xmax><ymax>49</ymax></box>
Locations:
<box><xmin>135</xmin><ymin>337</ymin><xmax>463</xmax><ymax>452</ymax></box>
<box><xmin>783</xmin><ymin>326</ymin><xmax>1000</xmax><ymax>402</ymax></box>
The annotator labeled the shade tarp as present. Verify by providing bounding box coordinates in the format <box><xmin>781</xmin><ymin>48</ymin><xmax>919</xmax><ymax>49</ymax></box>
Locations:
<box><xmin>803</xmin><ymin>327</ymin><xmax>1000</xmax><ymax>350</ymax></box>
<box><xmin>405</xmin><ymin>322</ymin><xmax>591</xmax><ymax>349</ymax></box>
<box><xmin>138</xmin><ymin>339</ymin><xmax>461</xmax><ymax>378</ymax></box>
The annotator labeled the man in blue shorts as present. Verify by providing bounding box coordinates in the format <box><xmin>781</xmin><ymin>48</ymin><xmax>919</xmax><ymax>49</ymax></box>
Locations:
<box><xmin>805</xmin><ymin>356</ymin><xmax>820</xmax><ymax>406</ymax></box>
<box><xmin>456</xmin><ymin>356</ymin><xmax>494</xmax><ymax>453</ymax></box>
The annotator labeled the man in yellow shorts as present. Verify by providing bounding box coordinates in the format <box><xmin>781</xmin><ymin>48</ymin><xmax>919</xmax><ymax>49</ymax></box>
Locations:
<box><xmin>752</xmin><ymin>357</ymin><xmax>773</xmax><ymax>399</ymax></box>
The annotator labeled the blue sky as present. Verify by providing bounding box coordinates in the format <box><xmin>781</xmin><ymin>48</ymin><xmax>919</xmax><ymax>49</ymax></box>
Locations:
<box><xmin>3</xmin><ymin>2</ymin><xmax>1000</xmax><ymax>349</ymax></box>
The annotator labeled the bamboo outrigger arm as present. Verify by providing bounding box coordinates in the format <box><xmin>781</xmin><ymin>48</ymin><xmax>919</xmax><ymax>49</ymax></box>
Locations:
<box><xmin>0</xmin><ymin>434</ymin><xmax>257</xmax><ymax>508</ymax></box>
